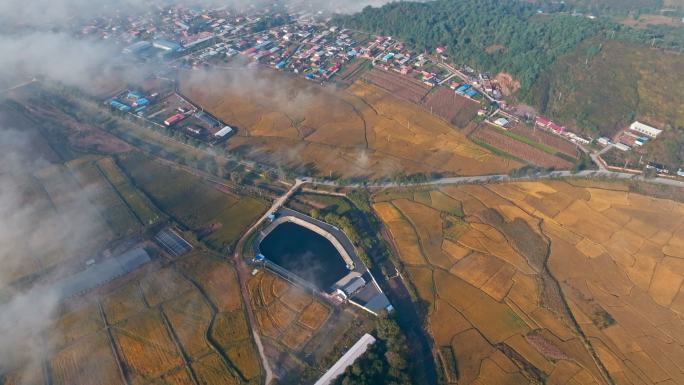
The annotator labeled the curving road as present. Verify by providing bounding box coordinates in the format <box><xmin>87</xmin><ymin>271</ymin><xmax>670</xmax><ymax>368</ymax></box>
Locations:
<box><xmin>230</xmin><ymin>179</ymin><xmax>304</xmax><ymax>385</ymax></box>
<box><xmin>303</xmin><ymin>170</ymin><xmax>684</xmax><ymax>189</ymax></box>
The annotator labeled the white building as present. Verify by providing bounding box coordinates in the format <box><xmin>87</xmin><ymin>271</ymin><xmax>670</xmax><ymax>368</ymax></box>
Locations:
<box><xmin>315</xmin><ymin>334</ymin><xmax>377</xmax><ymax>385</ymax></box>
<box><xmin>629</xmin><ymin>121</ymin><xmax>662</xmax><ymax>139</ymax></box>
<box><xmin>493</xmin><ymin>117</ymin><xmax>509</xmax><ymax>127</ymax></box>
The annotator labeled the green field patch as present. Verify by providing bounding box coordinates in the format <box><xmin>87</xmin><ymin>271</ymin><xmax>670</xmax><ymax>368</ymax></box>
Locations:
<box><xmin>118</xmin><ymin>153</ymin><xmax>266</xmax><ymax>252</ymax></box>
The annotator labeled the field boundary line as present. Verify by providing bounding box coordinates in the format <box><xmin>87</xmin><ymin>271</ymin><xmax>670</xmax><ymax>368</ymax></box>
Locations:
<box><xmin>159</xmin><ymin>308</ymin><xmax>201</xmax><ymax>385</ymax></box>
<box><xmin>97</xmin><ymin>302</ymin><xmax>131</xmax><ymax>385</ymax></box>
<box><xmin>480</xmin><ymin>185</ymin><xmax>615</xmax><ymax>385</ymax></box>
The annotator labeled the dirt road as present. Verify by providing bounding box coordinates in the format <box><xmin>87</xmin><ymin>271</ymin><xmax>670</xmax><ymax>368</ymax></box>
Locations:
<box><xmin>230</xmin><ymin>179</ymin><xmax>303</xmax><ymax>385</ymax></box>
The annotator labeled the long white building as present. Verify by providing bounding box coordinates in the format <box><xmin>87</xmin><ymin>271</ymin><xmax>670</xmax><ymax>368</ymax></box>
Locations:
<box><xmin>314</xmin><ymin>333</ymin><xmax>377</xmax><ymax>385</ymax></box>
<box><xmin>630</xmin><ymin>121</ymin><xmax>662</xmax><ymax>139</ymax></box>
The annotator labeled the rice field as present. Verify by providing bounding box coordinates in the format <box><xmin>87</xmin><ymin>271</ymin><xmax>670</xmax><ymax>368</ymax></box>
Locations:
<box><xmin>181</xmin><ymin>68</ymin><xmax>519</xmax><ymax>179</ymax></box>
<box><xmin>117</xmin><ymin>152</ymin><xmax>267</xmax><ymax>252</ymax></box>
<box><xmin>3</xmin><ymin>252</ymin><xmax>262</xmax><ymax>385</ymax></box>
<box><xmin>373</xmin><ymin>180</ymin><xmax>684</xmax><ymax>385</ymax></box>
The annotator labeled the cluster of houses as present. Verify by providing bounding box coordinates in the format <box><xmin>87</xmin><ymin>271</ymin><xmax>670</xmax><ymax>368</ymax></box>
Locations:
<box><xmin>534</xmin><ymin>116</ymin><xmax>591</xmax><ymax>145</ymax></box>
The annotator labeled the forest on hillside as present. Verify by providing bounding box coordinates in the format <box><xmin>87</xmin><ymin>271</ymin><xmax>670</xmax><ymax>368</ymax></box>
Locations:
<box><xmin>335</xmin><ymin>0</ymin><xmax>684</xmax><ymax>99</ymax></box>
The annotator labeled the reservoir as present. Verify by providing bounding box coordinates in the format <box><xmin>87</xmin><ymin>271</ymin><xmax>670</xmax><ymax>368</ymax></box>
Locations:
<box><xmin>259</xmin><ymin>222</ymin><xmax>349</xmax><ymax>291</ymax></box>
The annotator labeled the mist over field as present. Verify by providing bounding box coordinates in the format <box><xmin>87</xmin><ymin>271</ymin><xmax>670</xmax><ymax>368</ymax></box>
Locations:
<box><xmin>0</xmin><ymin>128</ymin><xmax>106</xmax><ymax>377</ymax></box>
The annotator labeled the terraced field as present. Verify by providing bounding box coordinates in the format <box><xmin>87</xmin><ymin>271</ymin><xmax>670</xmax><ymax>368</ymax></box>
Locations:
<box><xmin>246</xmin><ymin>270</ymin><xmax>373</xmax><ymax>384</ymax></box>
<box><xmin>373</xmin><ymin>180</ymin><xmax>684</xmax><ymax>385</ymax></box>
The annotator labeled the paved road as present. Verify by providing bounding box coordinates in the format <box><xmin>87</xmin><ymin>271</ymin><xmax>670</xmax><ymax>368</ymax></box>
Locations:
<box><xmin>230</xmin><ymin>179</ymin><xmax>303</xmax><ymax>385</ymax></box>
<box><xmin>305</xmin><ymin>170</ymin><xmax>684</xmax><ymax>189</ymax></box>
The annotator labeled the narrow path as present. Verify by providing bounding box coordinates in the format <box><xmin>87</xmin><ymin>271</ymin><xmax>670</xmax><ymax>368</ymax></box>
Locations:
<box><xmin>160</xmin><ymin>310</ymin><xmax>201</xmax><ymax>385</ymax></box>
<box><xmin>97</xmin><ymin>302</ymin><xmax>130</xmax><ymax>385</ymax></box>
<box><xmin>230</xmin><ymin>179</ymin><xmax>304</xmax><ymax>385</ymax></box>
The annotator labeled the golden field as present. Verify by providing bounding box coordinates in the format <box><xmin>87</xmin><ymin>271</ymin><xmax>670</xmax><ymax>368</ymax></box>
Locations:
<box><xmin>181</xmin><ymin>69</ymin><xmax>519</xmax><ymax>178</ymax></box>
<box><xmin>2</xmin><ymin>252</ymin><xmax>262</xmax><ymax>385</ymax></box>
<box><xmin>373</xmin><ymin>180</ymin><xmax>684</xmax><ymax>385</ymax></box>
<box><xmin>246</xmin><ymin>270</ymin><xmax>374</xmax><ymax>384</ymax></box>
<box><xmin>247</xmin><ymin>271</ymin><xmax>330</xmax><ymax>351</ymax></box>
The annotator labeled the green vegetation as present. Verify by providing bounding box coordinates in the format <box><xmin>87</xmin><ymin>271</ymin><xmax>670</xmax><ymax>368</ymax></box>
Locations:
<box><xmin>116</xmin><ymin>152</ymin><xmax>267</xmax><ymax>252</ymax></box>
<box><xmin>537</xmin><ymin>39</ymin><xmax>684</xmax><ymax>141</ymax></box>
<box><xmin>538</xmin><ymin>0</ymin><xmax>669</xmax><ymax>16</ymax></box>
<box><xmin>335</xmin><ymin>0</ymin><xmax>606</xmax><ymax>96</ymax></box>
<box><xmin>337</xmin><ymin>1</ymin><xmax>684</xmax><ymax>157</ymax></box>
<box><xmin>95</xmin><ymin>158</ymin><xmax>162</xmax><ymax>226</ymax></box>
<box><xmin>332</xmin><ymin>317</ymin><xmax>411</xmax><ymax>385</ymax></box>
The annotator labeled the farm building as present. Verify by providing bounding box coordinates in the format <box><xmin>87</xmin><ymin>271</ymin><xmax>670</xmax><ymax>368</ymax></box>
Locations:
<box><xmin>153</xmin><ymin>39</ymin><xmax>181</xmax><ymax>52</ymax></box>
<box><xmin>122</xmin><ymin>41</ymin><xmax>152</xmax><ymax>55</ymax></box>
<box><xmin>614</xmin><ymin>143</ymin><xmax>631</xmax><ymax>151</ymax></box>
<box><xmin>335</xmin><ymin>276</ymin><xmax>366</xmax><ymax>299</ymax></box>
<box><xmin>164</xmin><ymin>113</ymin><xmax>185</xmax><ymax>126</ymax></box>
<box><xmin>214</xmin><ymin>125</ymin><xmax>233</xmax><ymax>138</ymax></box>
<box><xmin>315</xmin><ymin>334</ymin><xmax>377</xmax><ymax>385</ymax></box>
<box><xmin>598</xmin><ymin>137</ymin><xmax>611</xmax><ymax>146</ymax></box>
<box><xmin>493</xmin><ymin>117</ymin><xmax>509</xmax><ymax>127</ymax></box>
<box><xmin>630</xmin><ymin>121</ymin><xmax>662</xmax><ymax>138</ymax></box>
<box><xmin>110</xmin><ymin>100</ymin><xmax>131</xmax><ymax>112</ymax></box>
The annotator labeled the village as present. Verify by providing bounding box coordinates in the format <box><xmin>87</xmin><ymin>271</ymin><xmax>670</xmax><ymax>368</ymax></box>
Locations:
<box><xmin>80</xmin><ymin>3</ymin><xmax>682</xmax><ymax>177</ymax></box>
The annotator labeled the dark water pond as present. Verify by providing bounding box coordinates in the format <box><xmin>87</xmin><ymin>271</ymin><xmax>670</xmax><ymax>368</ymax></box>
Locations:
<box><xmin>259</xmin><ymin>222</ymin><xmax>348</xmax><ymax>290</ymax></box>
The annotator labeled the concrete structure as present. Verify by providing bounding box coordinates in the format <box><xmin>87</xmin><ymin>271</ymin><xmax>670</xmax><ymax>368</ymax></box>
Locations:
<box><xmin>314</xmin><ymin>333</ymin><xmax>377</xmax><ymax>385</ymax></box>
<box><xmin>153</xmin><ymin>39</ymin><xmax>181</xmax><ymax>52</ymax></box>
<box><xmin>254</xmin><ymin>207</ymin><xmax>392</xmax><ymax>316</ymax></box>
<box><xmin>123</xmin><ymin>41</ymin><xmax>152</xmax><ymax>55</ymax></box>
<box><xmin>260</xmin><ymin>215</ymin><xmax>355</xmax><ymax>270</ymax></box>
<box><xmin>214</xmin><ymin>125</ymin><xmax>233</xmax><ymax>138</ymax></box>
<box><xmin>493</xmin><ymin>117</ymin><xmax>509</xmax><ymax>127</ymax></box>
<box><xmin>630</xmin><ymin>121</ymin><xmax>662</xmax><ymax>139</ymax></box>
<box><xmin>55</xmin><ymin>247</ymin><xmax>151</xmax><ymax>300</ymax></box>
<box><xmin>614</xmin><ymin>143</ymin><xmax>631</xmax><ymax>152</ymax></box>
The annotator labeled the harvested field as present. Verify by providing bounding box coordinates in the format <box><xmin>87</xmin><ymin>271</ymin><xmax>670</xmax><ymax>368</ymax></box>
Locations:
<box><xmin>50</xmin><ymin>302</ymin><xmax>103</xmax><ymax>349</ymax></box>
<box><xmin>245</xmin><ymin>269</ymin><xmax>373</xmax><ymax>384</ymax></box>
<box><xmin>181</xmin><ymin>69</ymin><xmax>518</xmax><ymax>178</ymax></box>
<box><xmin>336</xmin><ymin>58</ymin><xmax>370</xmax><ymax>84</ymax></box>
<box><xmin>192</xmin><ymin>354</ymin><xmax>241</xmax><ymax>385</ymax></box>
<box><xmin>226</xmin><ymin>343</ymin><xmax>262</xmax><ymax>380</ymax></box>
<box><xmin>373</xmin><ymin>180</ymin><xmax>684</xmax><ymax>385</ymax></box>
<box><xmin>103</xmin><ymin>282</ymin><xmax>147</xmax><ymax>324</ymax></box>
<box><xmin>140</xmin><ymin>267</ymin><xmax>193</xmax><ymax>307</ymax></box>
<box><xmin>471</xmin><ymin>125</ymin><xmax>574</xmax><ymax>169</ymax></box>
<box><xmin>50</xmin><ymin>332</ymin><xmax>123</xmax><ymax>385</ymax></box>
<box><xmin>112</xmin><ymin>310</ymin><xmax>183</xmax><ymax>385</ymax></box>
<box><xmin>421</xmin><ymin>87</ymin><xmax>480</xmax><ymax>127</ymax></box>
<box><xmin>297</xmin><ymin>301</ymin><xmax>331</xmax><ymax>330</ymax></box>
<box><xmin>507</xmin><ymin>123</ymin><xmax>578</xmax><ymax>159</ymax></box>
<box><xmin>362</xmin><ymin>68</ymin><xmax>430</xmax><ymax>103</ymax></box>
<box><xmin>211</xmin><ymin>310</ymin><xmax>251</xmax><ymax>348</ymax></box>
<box><xmin>178</xmin><ymin>254</ymin><xmax>242</xmax><ymax>312</ymax></box>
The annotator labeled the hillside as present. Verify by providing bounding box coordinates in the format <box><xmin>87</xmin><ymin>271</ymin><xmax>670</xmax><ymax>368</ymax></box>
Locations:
<box><xmin>337</xmin><ymin>0</ymin><xmax>684</xmax><ymax>164</ymax></box>
<box><xmin>537</xmin><ymin>39</ymin><xmax>684</xmax><ymax>136</ymax></box>
<box><xmin>334</xmin><ymin>0</ymin><xmax>606</xmax><ymax>96</ymax></box>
